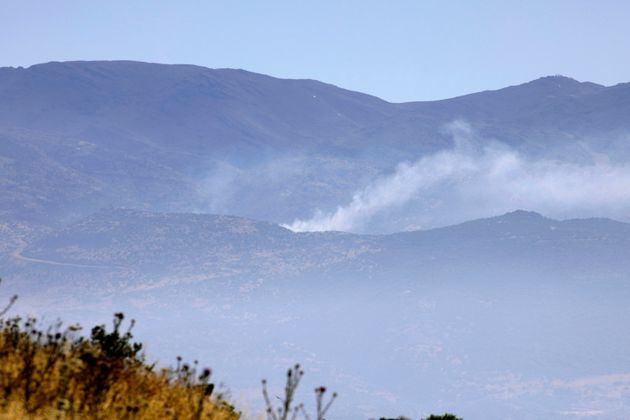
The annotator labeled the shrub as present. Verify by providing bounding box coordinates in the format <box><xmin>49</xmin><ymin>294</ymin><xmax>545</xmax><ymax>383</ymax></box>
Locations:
<box><xmin>0</xmin><ymin>302</ymin><xmax>239</xmax><ymax>419</ymax></box>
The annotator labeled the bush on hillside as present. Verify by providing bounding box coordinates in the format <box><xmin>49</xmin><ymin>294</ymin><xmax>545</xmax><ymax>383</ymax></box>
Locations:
<box><xmin>1</xmin><ymin>279</ymin><xmax>460</xmax><ymax>419</ymax></box>
<box><xmin>0</xmin><ymin>289</ymin><xmax>238</xmax><ymax>419</ymax></box>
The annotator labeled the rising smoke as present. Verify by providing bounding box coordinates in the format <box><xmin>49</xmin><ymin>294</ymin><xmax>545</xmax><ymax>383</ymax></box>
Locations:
<box><xmin>284</xmin><ymin>121</ymin><xmax>630</xmax><ymax>232</ymax></box>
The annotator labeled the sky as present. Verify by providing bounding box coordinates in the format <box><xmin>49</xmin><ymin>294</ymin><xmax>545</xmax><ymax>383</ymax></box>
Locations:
<box><xmin>1</xmin><ymin>0</ymin><xmax>629</xmax><ymax>102</ymax></box>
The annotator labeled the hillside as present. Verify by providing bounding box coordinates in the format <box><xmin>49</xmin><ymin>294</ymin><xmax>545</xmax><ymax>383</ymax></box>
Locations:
<box><xmin>4</xmin><ymin>209</ymin><xmax>630</xmax><ymax>418</ymax></box>
<box><xmin>2</xmin><ymin>62</ymin><xmax>630</xmax><ymax>227</ymax></box>
<box><xmin>5</xmin><ymin>208</ymin><xmax>630</xmax><ymax>297</ymax></box>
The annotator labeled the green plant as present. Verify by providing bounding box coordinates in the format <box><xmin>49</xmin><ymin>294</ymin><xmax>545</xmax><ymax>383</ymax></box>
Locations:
<box><xmin>87</xmin><ymin>312</ymin><xmax>142</xmax><ymax>361</ymax></box>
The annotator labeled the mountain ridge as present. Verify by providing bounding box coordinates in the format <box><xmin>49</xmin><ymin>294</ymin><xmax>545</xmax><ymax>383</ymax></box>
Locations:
<box><xmin>8</xmin><ymin>208</ymin><xmax>629</xmax><ymax>281</ymax></box>
<box><xmin>2</xmin><ymin>60</ymin><xmax>630</xmax><ymax>229</ymax></box>
<box><xmin>1</xmin><ymin>60</ymin><xmax>613</xmax><ymax>103</ymax></box>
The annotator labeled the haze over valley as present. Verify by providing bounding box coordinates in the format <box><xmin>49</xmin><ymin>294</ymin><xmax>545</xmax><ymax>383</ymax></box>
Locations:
<box><xmin>2</xmin><ymin>61</ymin><xmax>630</xmax><ymax>418</ymax></box>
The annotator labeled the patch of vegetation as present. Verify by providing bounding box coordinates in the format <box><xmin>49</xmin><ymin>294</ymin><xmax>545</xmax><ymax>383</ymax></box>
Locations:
<box><xmin>0</xmin><ymin>279</ymin><xmax>461</xmax><ymax>419</ymax></box>
<box><xmin>0</xmin><ymin>284</ymin><xmax>238</xmax><ymax>419</ymax></box>
<box><xmin>261</xmin><ymin>363</ymin><xmax>337</xmax><ymax>420</ymax></box>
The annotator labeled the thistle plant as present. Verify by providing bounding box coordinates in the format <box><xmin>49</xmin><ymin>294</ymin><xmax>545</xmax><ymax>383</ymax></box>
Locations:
<box><xmin>261</xmin><ymin>363</ymin><xmax>337</xmax><ymax>420</ymax></box>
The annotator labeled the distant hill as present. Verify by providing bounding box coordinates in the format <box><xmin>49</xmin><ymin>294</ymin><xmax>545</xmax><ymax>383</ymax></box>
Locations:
<box><xmin>6</xmin><ymin>208</ymin><xmax>629</xmax><ymax>295</ymax></box>
<box><xmin>5</xmin><ymin>208</ymin><xmax>630</xmax><ymax>419</ymax></box>
<box><xmin>1</xmin><ymin>61</ymin><xmax>630</xmax><ymax>226</ymax></box>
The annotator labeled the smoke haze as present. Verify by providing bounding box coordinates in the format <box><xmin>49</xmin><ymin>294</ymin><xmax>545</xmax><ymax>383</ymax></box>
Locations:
<box><xmin>285</xmin><ymin>121</ymin><xmax>630</xmax><ymax>232</ymax></box>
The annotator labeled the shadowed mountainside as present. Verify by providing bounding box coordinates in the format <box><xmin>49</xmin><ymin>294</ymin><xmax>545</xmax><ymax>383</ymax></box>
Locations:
<box><xmin>2</xmin><ymin>61</ymin><xmax>630</xmax><ymax>225</ymax></box>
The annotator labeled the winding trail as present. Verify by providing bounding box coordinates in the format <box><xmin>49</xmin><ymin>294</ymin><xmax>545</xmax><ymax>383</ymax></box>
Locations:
<box><xmin>11</xmin><ymin>239</ymin><xmax>118</xmax><ymax>270</ymax></box>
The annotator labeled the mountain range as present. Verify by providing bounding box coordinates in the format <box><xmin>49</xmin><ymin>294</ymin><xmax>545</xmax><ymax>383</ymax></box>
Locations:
<box><xmin>2</xmin><ymin>61</ymin><xmax>630</xmax><ymax>418</ymax></box>
<box><xmin>2</xmin><ymin>61</ymin><xmax>630</xmax><ymax>228</ymax></box>
<box><xmin>5</xmin><ymin>208</ymin><xmax>630</xmax><ymax>292</ymax></box>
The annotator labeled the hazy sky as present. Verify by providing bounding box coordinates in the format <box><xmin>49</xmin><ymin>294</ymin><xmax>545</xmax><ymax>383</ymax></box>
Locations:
<box><xmin>1</xmin><ymin>0</ymin><xmax>629</xmax><ymax>102</ymax></box>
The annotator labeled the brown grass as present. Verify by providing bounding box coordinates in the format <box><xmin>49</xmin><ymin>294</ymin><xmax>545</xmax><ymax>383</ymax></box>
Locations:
<box><xmin>0</xmin><ymin>313</ymin><xmax>239</xmax><ymax>419</ymax></box>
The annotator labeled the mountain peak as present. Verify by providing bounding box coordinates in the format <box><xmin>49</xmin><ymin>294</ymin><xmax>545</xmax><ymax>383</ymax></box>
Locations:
<box><xmin>501</xmin><ymin>209</ymin><xmax>546</xmax><ymax>220</ymax></box>
<box><xmin>484</xmin><ymin>210</ymin><xmax>554</xmax><ymax>227</ymax></box>
<box><xmin>531</xmin><ymin>74</ymin><xmax>579</xmax><ymax>83</ymax></box>
<box><xmin>520</xmin><ymin>75</ymin><xmax>604</xmax><ymax>93</ymax></box>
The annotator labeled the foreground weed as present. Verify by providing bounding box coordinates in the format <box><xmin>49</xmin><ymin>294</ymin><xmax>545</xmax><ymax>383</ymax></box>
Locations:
<box><xmin>262</xmin><ymin>364</ymin><xmax>336</xmax><ymax>420</ymax></box>
<box><xmin>0</xmin><ymin>287</ymin><xmax>239</xmax><ymax>419</ymax></box>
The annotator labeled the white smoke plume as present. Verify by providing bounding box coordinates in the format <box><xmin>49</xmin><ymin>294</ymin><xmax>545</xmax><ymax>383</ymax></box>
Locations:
<box><xmin>284</xmin><ymin>121</ymin><xmax>630</xmax><ymax>232</ymax></box>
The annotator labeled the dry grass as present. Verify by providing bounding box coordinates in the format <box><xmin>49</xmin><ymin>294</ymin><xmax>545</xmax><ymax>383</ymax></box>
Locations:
<box><xmin>0</xmin><ymin>312</ymin><xmax>239</xmax><ymax>419</ymax></box>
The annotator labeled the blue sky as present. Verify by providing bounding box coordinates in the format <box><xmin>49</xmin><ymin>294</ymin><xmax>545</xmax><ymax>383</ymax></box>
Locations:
<box><xmin>1</xmin><ymin>0</ymin><xmax>629</xmax><ymax>102</ymax></box>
